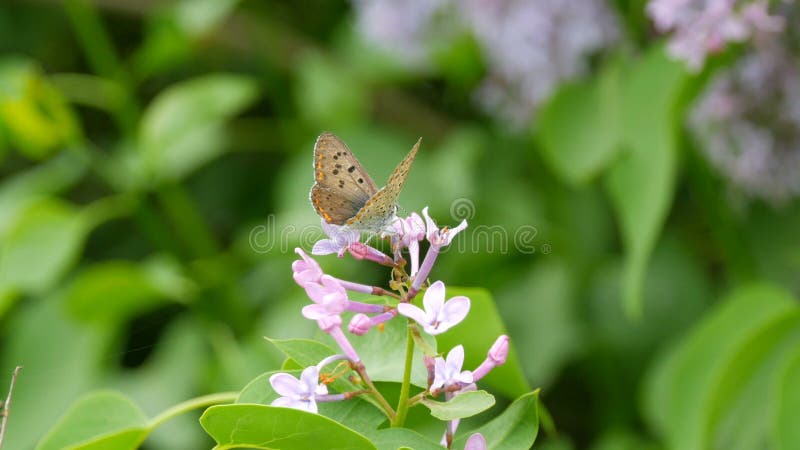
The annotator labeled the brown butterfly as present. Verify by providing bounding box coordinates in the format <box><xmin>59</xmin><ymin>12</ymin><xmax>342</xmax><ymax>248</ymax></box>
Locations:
<box><xmin>310</xmin><ymin>132</ymin><xmax>420</xmax><ymax>234</ymax></box>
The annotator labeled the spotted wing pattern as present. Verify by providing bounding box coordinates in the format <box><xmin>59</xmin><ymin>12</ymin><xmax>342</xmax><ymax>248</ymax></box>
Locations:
<box><xmin>345</xmin><ymin>137</ymin><xmax>421</xmax><ymax>232</ymax></box>
<box><xmin>310</xmin><ymin>132</ymin><xmax>379</xmax><ymax>225</ymax></box>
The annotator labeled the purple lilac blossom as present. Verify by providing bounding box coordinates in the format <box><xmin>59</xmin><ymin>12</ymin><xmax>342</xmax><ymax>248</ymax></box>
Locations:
<box><xmin>270</xmin><ymin>365</ymin><xmax>329</xmax><ymax>413</ymax></box>
<box><xmin>689</xmin><ymin>38</ymin><xmax>800</xmax><ymax>204</ymax></box>
<box><xmin>398</xmin><ymin>280</ymin><xmax>470</xmax><ymax>335</ymax></box>
<box><xmin>465</xmin><ymin>433</ymin><xmax>488</xmax><ymax>450</ymax></box>
<box><xmin>646</xmin><ymin>0</ymin><xmax>784</xmax><ymax>71</ymax></box>
<box><xmin>313</xmin><ymin>219</ymin><xmax>361</xmax><ymax>257</ymax></box>
<box><xmin>351</xmin><ymin>0</ymin><xmax>619</xmax><ymax>127</ymax></box>
<box><xmin>431</xmin><ymin>345</ymin><xmax>475</xmax><ymax>391</ymax></box>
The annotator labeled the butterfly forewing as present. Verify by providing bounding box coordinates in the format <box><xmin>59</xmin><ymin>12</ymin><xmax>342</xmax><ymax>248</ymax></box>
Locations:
<box><xmin>311</xmin><ymin>132</ymin><xmax>379</xmax><ymax>225</ymax></box>
<box><xmin>346</xmin><ymin>138</ymin><xmax>421</xmax><ymax>232</ymax></box>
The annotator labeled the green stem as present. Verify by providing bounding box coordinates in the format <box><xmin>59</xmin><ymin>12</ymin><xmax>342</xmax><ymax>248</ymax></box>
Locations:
<box><xmin>156</xmin><ymin>184</ymin><xmax>219</xmax><ymax>258</ymax></box>
<box><xmin>391</xmin><ymin>321</ymin><xmax>415</xmax><ymax>427</ymax></box>
<box><xmin>352</xmin><ymin>362</ymin><xmax>395</xmax><ymax>419</ymax></box>
<box><xmin>147</xmin><ymin>392</ymin><xmax>238</xmax><ymax>431</ymax></box>
<box><xmin>62</xmin><ymin>0</ymin><xmax>139</xmax><ymax>135</ymax></box>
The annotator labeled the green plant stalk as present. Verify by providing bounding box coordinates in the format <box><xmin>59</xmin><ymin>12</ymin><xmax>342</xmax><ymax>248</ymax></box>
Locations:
<box><xmin>147</xmin><ymin>391</ymin><xmax>238</xmax><ymax>431</ymax></box>
<box><xmin>352</xmin><ymin>362</ymin><xmax>395</xmax><ymax>419</ymax></box>
<box><xmin>391</xmin><ymin>321</ymin><xmax>415</xmax><ymax>427</ymax></box>
<box><xmin>63</xmin><ymin>0</ymin><xmax>139</xmax><ymax>135</ymax></box>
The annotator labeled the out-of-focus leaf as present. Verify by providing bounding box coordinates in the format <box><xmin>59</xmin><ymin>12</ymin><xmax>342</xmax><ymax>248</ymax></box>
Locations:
<box><xmin>642</xmin><ymin>284</ymin><xmax>799</xmax><ymax>450</ymax></box>
<box><xmin>200</xmin><ymin>404</ymin><xmax>377</xmax><ymax>450</ymax></box>
<box><xmin>453</xmin><ymin>391</ymin><xmax>540</xmax><ymax>450</ymax></box>
<box><xmin>0</xmin><ymin>151</ymin><xmax>88</xmax><ymax>236</ymax></box>
<box><xmin>295</xmin><ymin>52</ymin><xmax>367</xmax><ymax>128</ymax></box>
<box><xmin>237</xmin><ymin>371</ymin><xmax>386</xmax><ymax>434</ymax></box>
<box><xmin>65</xmin><ymin>255</ymin><xmax>193</xmax><ymax>324</ymax></box>
<box><xmin>538</xmin><ymin>60</ymin><xmax>622</xmax><ymax>185</ymax></box>
<box><xmin>139</xmin><ymin>74</ymin><xmax>259</xmax><ymax>181</ymax></box>
<box><xmin>0</xmin><ymin>57</ymin><xmax>80</xmax><ymax>159</ymax></box>
<box><xmin>420</xmin><ymin>390</ymin><xmax>495</xmax><ymax>421</ymax></box>
<box><xmin>0</xmin><ymin>297</ymin><xmax>106</xmax><ymax>450</ymax></box>
<box><xmin>114</xmin><ymin>317</ymin><xmax>208</xmax><ymax>449</ymax></box>
<box><xmin>774</xmin><ymin>349</ymin><xmax>800</xmax><ymax>450</ymax></box>
<box><xmin>605</xmin><ymin>46</ymin><xmax>689</xmax><ymax>316</ymax></box>
<box><xmin>365</xmin><ymin>428</ymin><xmax>442</xmax><ymax>450</ymax></box>
<box><xmin>0</xmin><ymin>198</ymin><xmax>87</xmax><ymax>294</ymax></box>
<box><xmin>36</xmin><ymin>391</ymin><xmax>148</xmax><ymax>450</ymax></box>
<box><xmin>496</xmin><ymin>262</ymin><xmax>582</xmax><ymax>389</ymax></box>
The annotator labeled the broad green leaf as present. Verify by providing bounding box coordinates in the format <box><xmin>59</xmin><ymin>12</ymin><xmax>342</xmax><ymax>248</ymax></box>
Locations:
<box><xmin>643</xmin><ymin>284</ymin><xmax>798</xmax><ymax>450</ymax></box>
<box><xmin>0</xmin><ymin>198</ymin><xmax>87</xmax><ymax>294</ymax></box>
<box><xmin>605</xmin><ymin>46</ymin><xmax>688</xmax><ymax>316</ymax></box>
<box><xmin>0</xmin><ymin>297</ymin><xmax>106</xmax><ymax>449</ymax></box>
<box><xmin>36</xmin><ymin>391</ymin><xmax>147</xmax><ymax>450</ymax></box>
<box><xmin>420</xmin><ymin>390</ymin><xmax>495</xmax><ymax>421</ymax></box>
<box><xmin>365</xmin><ymin>428</ymin><xmax>442</xmax><ymax>450</ymax></box>
<box><xmin>65</xmin><ymin>256</ymin><xmax>192</xmax><ymax>323</ymax></box>
<box><xmin>774</xmin><ymin>349</ymin><xmax>800</xmax><ymax>450</ymax></box>
<box><xmin>140</xmin><ymin>74</ymin><xmax>258</xmax><ymax>181</ymax></box>
<box><xmin>200</xmin><ymin>404</ymin><xmax>376</xmax><ymax>450</ymax></box>
<box><xmin>0</xmin><ymin>57</ymin><xmax>80</xmax><ymax>159</ymax></box>
<box><xmin>497</xmin><ymin>262</ymin><xmax>582</xmax><ymax>389</ymax></box>
<box><xmin>537</xmin><ymin>60</ymin><xmax>622</xmax><ymax>185</ymax></box>
<box><xmin>0</xmin><ymin>152</ymin><xmax>88</xmax><ymax>236</ymax></box>
<box><xmin>237</xmin><ymin>371</ymin><xmax>386</xmax><ymax>435</ymax></box>
<box><xmin>295</xmin><ymin>52</ymin><xmax>367</xmax><ymax>129</ymax></box>
<box><xmin>453</xmin><ymin>391</ymin><xmax>540</xmax><ymax>450</ymax></box>
<box><xmin>436</xmin><ymin>287</ymin><xmax>529</xmax><ymax>398</ymax></box>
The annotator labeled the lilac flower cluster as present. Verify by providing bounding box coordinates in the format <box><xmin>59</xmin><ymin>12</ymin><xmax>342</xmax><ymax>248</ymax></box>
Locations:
<box><xmin>689</xmin><ymin>38</ymin><xmax>800</xmax><ymax>204</ymax></box>
<box><xmin>272</xmin><ymin>208</ymin><xmax>509</xmax><ymax>449</ymax></box>
<box><xmin>646</xmin><ymin>0</ymin><xmax>784</xmax><ymax>71</ymax></box>
<box><xmin>351</xmin><ymin>0</ymin><xmax>620</xmax><ymax>127</ymax></box>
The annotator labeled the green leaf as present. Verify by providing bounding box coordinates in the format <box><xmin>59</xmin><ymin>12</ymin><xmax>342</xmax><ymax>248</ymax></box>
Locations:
<box><xmin>435</xmin><ymin>287</ymin><xmax>529</xmax><ymax>398</ymax></box>
<box><xmin>537</xmin><ymin>60</ymin><xmax>622</xmax><ymax>185</ymax></box>
<box><xmin>604</xmin><ymin>46</ymin><xmax>689</xmax><ymax>316</ymax></box>
<box><xmin>139</xmin><ymin>74</ymin><xmax>259</xmax><ymax>181</ymax></box>
<box><xmin>419</xmin><ymin>390</ymin><xmax>495</xmax><ymax>421</ymax></box>
<box><xmin>200</xmin><ymin>404</ymin><xmax>377</xmax><ymax>450</ymax></box>
<box><xmin>0</xmin><ymin>198</ymin><xmax>87</xmax><ymax>294</ymax></box>
<box><xmin>36</xmin><ymin>391</ymin><xmax>148</xmax><ymax>450</ymax></box>
<box><xmin>0</xmin><ymin>152</ymin><xmax>88</xmax><ymax>236</ymax></box>
<box><xmin>775</xmin><ymin>349</ymin><xmax>800</xmax><ymax>450</ymax></box>
<box><xmin>453</xmin><ymin>391</ymin><xmax>540</xmax><ymax>450</ymax></box>
<box><xmin>642</xmin><ymin>284</ymin><xmax>799</xmax><ymax>450</ymax></box>
<box><xmin>365</xmin><ymin>428</ymin><xmax>442</xmax><ymax>450</ymax></box>
<box><xmin>294</xmin><ymin>52</ymin><xmax>367</xmax><ymax>129</ymax></box>
<box><xmin>1</xmin><ymin>297</ymin><xmax>106</xmax><ymax>449</ymax></box>
<box><xmin>65</xmin><ymin>256</ymin><xmax>193</xmax><ymax>324</ymax></box>
<box><xmin>0</xmin><ymin>57</ymin><xmax>80</xmax><ymax>159</ymax></box>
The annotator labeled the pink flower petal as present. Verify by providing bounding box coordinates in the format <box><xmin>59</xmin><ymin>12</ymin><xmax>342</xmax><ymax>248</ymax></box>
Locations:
<box><xmin>441</xmin><ymin>296</ymin><xmax>470</xmax><ymax>328</ymax></box>
<box><xmin>397</xmin><ymin>303</ymin><xmax>429</xmax><ymax>326</ymax></box>
<box><xmin>465</xmin><ymin>433</ymin><xmax>487</xmax><ymax>450</ymax></box>
<box><xmin>269</xmin><ymin>373</ymin><xmax>302</xmax><ymax>397</ymax></box>
<box><xmin>422</xmin><ymin>281</ymin><xmax>446</xmax><ymax>316</ymax></box>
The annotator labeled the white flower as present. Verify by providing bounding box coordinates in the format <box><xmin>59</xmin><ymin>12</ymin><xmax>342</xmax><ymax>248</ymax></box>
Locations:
<box><xmin>398</xmin><ymin>281</ymin><xmax>470</xmax><ymax>335</ymax></box>
<box><xmin>269</xmin><ymin>366</ymin><xmax>328</xmax><ymax>413</ymax></box>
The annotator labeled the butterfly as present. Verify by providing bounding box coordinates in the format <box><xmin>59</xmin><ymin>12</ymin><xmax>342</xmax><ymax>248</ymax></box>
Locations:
<box><xmin>310</xmin><ymin>132</ymin><xmax>420</xmax><ymax>234</ymax></box>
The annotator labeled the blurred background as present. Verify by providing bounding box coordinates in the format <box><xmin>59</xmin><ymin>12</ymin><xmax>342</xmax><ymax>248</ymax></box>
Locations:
<box><xmin>1</xmin><ymin>0</ymin><xmax>799</xmax><ymax>449</ymax></box>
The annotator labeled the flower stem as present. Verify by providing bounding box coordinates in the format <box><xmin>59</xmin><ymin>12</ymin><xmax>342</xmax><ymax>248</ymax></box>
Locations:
<box><xmin>391</xmin><ymin>321</ymin><xmax>415</xmax><ymax>427</ymax></box>
<box><xmin>147</xmin><ymin>392</ymin><xmax>238</xmax><ymax>431</ymax></box>
<box><xmin>352</xmin><ymin>362</ymin><xmax>395</xmax><ymax>419</ymax></box>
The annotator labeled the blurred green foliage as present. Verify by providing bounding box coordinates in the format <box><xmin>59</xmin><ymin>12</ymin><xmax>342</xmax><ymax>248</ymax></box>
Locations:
<box><xmin>0</xmin><ymin>1</ymin><xmax>798</xmax><ymax>449</ymax></box>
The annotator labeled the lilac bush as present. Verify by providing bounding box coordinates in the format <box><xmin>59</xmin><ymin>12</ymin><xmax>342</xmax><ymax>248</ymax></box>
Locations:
<box><xmin>272</xmin><ymin>211</ymin><xmax>512</xmax><ymax>448</ymax></box>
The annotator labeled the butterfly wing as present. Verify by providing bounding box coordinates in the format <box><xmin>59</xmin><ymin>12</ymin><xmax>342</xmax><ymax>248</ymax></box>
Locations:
<box><xmin>346</xmin><ymin>137</ymin><xmax>421</xmax><ymax>231</ymax></box>
<box><xmin>310</xmin><ymin>132</ymin><xmax>379</xmax><ymax>225</ymax></box>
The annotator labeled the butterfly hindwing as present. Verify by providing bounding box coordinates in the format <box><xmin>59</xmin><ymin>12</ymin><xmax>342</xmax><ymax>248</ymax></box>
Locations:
<box><xmin>311</xmin><ymin>132</ymin><xmax>379</xmax><ymax>224</ymax></box>
<box><xmin>346</xmin><ymin>138</ymin><xmax>420</xmax><ymax>231</ymax></box>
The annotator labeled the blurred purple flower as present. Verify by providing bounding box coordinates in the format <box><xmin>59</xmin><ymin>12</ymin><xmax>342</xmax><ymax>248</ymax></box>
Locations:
<box><xmin>398</xmin><ymin>280</ymin><xmax>470</xmax><ymax>335</ymax></box>
<box><xmin>351</xmin><ymin>0</ymin><xmax>619</xmax><ymax>127</ymax></box>
<box><xmin>292</xmin><ymin>248</ymin><xmax>324</xmax><ymax>287</ymax></box>
<box><xmin>647</xmin><ymin>0</ymin><xmax>784</xmax><ymax>71</ymax></box>
<box><xmin>465</xmin><ymin>433</ymin><xmax>488</xmax><ymax>450</ymax></box>
<box><xmin>302</xmin><ymin>275</ymin><xmax>348</xmax><ymax>320</ymax></box>
<box><xmin>689</xmin><ymin>38</ymin><xmax>800</xmax><ymax>204</ymax></box>
<box><xmin>463</xmin><ymin>0</ymin><xmax>619</xmax><ymax>127</ymax></box>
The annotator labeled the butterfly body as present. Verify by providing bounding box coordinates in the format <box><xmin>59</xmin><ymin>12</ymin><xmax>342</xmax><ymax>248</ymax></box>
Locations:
<box><xmin>310</xmin><ymin>132</ymin><xmax>419</xmax><ymax>234</ymax></box>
